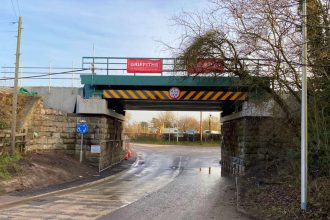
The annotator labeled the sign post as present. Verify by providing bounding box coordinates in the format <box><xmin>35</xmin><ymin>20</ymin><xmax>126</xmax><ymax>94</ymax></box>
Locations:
<box><xmin>76</xmin><ymin>121</ymin><xmax>88</xmax><ymax>163</ymax></box>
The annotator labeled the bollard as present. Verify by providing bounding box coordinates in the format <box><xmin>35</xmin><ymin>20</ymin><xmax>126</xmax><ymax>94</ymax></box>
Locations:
<box><xmin>200</xmin><ymin>168</ymin><xmax>202</xmax><ymax>172</ymax></box>
<box><xmin>209</xmin><ymin>167</ymin><xmax>211</xmax><ymax>174</ymax></box>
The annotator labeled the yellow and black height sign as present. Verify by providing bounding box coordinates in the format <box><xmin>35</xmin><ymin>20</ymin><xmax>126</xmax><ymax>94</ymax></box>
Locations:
<box><xmin>103</xmin><ymin>89</ymin><xmax>247</xmax><ymax>101</ymax></box>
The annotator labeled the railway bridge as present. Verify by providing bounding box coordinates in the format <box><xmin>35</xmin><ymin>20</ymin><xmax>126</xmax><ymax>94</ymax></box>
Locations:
<box><xmin>10</xmin><ymin>56</ymin><xmax>284</xmax><ymax>175</ymax></box>
<box><xmin>75</xmin><ymin>57</ymin><xmax>279</xmax><ymax>174</ymax></box>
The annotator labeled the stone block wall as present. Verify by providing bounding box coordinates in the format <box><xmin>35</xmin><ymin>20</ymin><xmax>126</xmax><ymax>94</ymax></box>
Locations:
<box><xmin>221</xmin><ymin>116</ymin><xmax>298</xmax><ymax>175</ymax></box>
<box><xmin>22</xmin><ymin>99</ymin><xmax>125</xmax><ymax>167</ymax></box>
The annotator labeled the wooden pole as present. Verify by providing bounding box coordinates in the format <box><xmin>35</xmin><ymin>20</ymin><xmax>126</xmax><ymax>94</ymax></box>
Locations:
<box><xmin>11</xmin><ymin>16</ymin><xmax>22</xmax><ymax>155</ymax></box>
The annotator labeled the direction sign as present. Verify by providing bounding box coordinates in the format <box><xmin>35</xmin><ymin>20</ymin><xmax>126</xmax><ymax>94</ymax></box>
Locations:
<box><xmin>76</xmin><ymin>123</ymin><xmax>88</xmax><ymax>134</ymax></box>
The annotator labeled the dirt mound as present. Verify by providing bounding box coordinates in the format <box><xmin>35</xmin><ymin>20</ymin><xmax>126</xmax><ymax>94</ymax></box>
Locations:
<box><xmin>0</xmin><ymin>151</ymin><xmax>98</xmax><ymax>194</ymax></box>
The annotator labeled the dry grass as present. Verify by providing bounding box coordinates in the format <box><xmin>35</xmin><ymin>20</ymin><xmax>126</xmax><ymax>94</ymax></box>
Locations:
<box><xmin>239</xmin><ymin>161</ymin><xmax>330</xmax><ymax>219</ymax></box>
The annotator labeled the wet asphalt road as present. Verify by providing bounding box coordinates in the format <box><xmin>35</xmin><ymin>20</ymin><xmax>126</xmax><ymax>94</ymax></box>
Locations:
<box><xmin>99</xmin><ymin>144</ymin><xmax>248</xmax><ymax>220</ymax></box>
<box><xmin>0</xmin><ymin>144</ymin><xmax>248</xmax><ymax>220</ymax></box>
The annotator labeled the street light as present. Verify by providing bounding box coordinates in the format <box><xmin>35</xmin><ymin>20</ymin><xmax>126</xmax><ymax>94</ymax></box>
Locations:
<box><xmin>301</xmin><ymin>0</ymin><xmax>308</xmax><ymax>210</ymax></box>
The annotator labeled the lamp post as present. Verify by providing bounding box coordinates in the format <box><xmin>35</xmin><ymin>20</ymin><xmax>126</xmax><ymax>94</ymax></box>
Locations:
<box><xmin>301</xmin><ymin>0</ymin><xmax>308</xmax><ymax>210</ymax></box>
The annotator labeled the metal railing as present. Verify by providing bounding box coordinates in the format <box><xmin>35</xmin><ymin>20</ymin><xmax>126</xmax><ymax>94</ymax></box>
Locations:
<box><xmin>0</xmin><ymin>56</ymin><xmax>277</xmax><ymax>87</ymax></box>
<box><xmin>81</xmin><ymin>56</ymin><xmax>272</xmax><ymax>76</ymax></box>
<box><xmin>82</xmin><ymin>57</ymin><xmax>185</xmax><ymax>76</ymax></box>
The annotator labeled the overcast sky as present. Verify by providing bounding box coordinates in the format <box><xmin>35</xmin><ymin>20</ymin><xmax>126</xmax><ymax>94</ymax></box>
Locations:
<box><xmin>0</xmin><ymin>0</ymin><xmax>220</xmax><ymax>122</ymax></box>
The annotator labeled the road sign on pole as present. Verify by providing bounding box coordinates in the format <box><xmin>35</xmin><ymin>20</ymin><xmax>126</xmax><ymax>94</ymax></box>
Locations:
<box><xmin>76</xmin><ymin>122</ymin><xmax>88</xmax><ymax>163</ymax></box>
<box><xmin>76</xmin><ymin>122</ymin><xmax>88</xmax><ymax>134</ymax></box>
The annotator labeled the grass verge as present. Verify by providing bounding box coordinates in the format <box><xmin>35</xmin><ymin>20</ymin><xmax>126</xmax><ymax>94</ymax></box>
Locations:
<box><xmin>239</xmin><ymin>160</ymin><xmax>330</xmax><ymax>219</ymax></box>
<box><xmin>0</xmin><ymin>152</ymin><xmax>21</xmax><ymax>180</ymax></box>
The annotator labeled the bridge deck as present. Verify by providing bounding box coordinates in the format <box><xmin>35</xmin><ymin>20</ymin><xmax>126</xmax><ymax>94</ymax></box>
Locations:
<box><xmin>80</xmin><ymin>75</ymin><xmax>245</xmax><ymax>87</ymax></box>
<box><xmin>81</xmin><ymin>75</ymin><xmax>250</xmax><ymax>114</ymax></box>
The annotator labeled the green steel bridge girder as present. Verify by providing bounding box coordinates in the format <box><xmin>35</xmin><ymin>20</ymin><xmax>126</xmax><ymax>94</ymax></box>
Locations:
<box><xmin>80</xmin><ymin>74</ymin><xmax>269</xmax><ymax>114</ymax></box>
<box><xmin>81</xmin><ymin>75</ymin><xmax>253</xmax><ymax>98</ymax></box>
<box><xmin>81</xmin><ymin>75</ymin><xmax>245</xmax><ymax>87</ymax></box>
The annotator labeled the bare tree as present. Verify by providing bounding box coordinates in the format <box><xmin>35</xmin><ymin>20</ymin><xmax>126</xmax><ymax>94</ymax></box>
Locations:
<box><xmin>171</xmin><ymin>0</ymin><xmax>330</xmax><ymax>174</ymax></box>
<box><xmin>178</xmin><ymin>116</ymin><xmax>199</xmax><ymax>132</ymax></box>
<box><xmin>157</xmin><ymin>112</ymin><xmax>176</xmax><ymax>128</ymax></box>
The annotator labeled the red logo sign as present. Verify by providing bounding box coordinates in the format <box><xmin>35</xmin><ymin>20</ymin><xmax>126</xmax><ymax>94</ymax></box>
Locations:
<box><xmin>169</xmin><ymin>87</ymin><xmax>180</xmax><ymax>100</ymax></box>
<box><xmin>127</xmin><ymin>59</ymin><xmax>162</xmax><ymax>73</ymax></box>
<box><xmin>187</xmin><ymin>58</ymin><xmax>224</xmax><ymax>74</ymax></box>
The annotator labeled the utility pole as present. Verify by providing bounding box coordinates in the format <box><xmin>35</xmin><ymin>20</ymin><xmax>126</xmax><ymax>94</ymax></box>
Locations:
<box><xmin>301</xmin><ymin>0</ymin><xmax>308</xmax><ymax>210</ymax></box>
<box><xmin>11</xmin><ymin>16</ymin><xmax>22</xmax><ymax>155</ymax></box>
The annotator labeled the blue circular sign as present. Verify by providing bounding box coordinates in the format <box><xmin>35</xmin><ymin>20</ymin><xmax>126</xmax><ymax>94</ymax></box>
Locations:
<box><xmin>76</xmin><ymin>123</ymin><xmax>88</xmax><ymax>134</ymax></box>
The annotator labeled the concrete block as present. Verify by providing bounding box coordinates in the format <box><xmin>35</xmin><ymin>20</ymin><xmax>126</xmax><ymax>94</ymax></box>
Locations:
<box><xmin>76</xmin><ymin>95</ymin><xmax>125</xmax><ymax>120</ymax></box>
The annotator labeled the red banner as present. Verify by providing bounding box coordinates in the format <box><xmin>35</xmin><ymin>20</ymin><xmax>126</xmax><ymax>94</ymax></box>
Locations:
<box><xmin>127</xmin><ymin>59</ymin><xmax>162</xmax><ymax>73</ymax></box>
<box><xmin>187</xmin><ymin>58</ymin><xmax>224</xmax><ymax>74</ymax></box>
